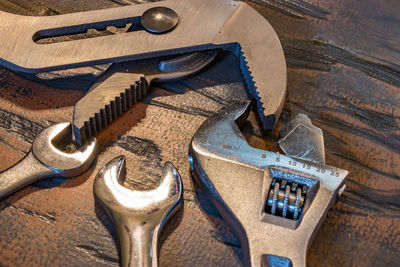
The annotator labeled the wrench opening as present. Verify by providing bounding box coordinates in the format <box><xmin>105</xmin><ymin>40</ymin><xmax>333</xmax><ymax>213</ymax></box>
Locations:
<box><xmin>94</xmin><ymin>156</ymin><xmax>183</xmax><ymax>267</ymax></box>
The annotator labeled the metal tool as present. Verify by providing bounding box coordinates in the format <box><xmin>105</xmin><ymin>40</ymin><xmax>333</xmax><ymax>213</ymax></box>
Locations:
<box><xmin>73</xmin><ymin>50</ymin><xmax>218</xmax><ymax>145</ymax></box>
<box><xmin>0</xmin><ymin>35</ymin><xmax>217</xmax><ymax>198</ymax></box>
<box><xmin>0</xmin><ymin>7</ymin><xmax>217</xmax><ymax>200</ymax></box>
<box><xmin>0</xmin><ymin>0</ymin><xmax>287</xmax><ymax>131</ymax></box>
<box><xmin>189</xmin><ymin>101</ymin><xmax>348</xmax><ymax>267</ymax></box>
<box><xmin>0</xmin><ymin>123</ymin><xmax>97</xmax><ymax>199</ymax></box>
<box><xmin>94</xmin><ymin>156</ymin><xmax>182</xmax><ymax>267</ymax></box>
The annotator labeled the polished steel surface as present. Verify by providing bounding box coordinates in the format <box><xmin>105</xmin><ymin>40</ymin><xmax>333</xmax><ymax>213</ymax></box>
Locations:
<box><xmin>0</xmin><ymin>123</ymin><xmax>97</xmax><ymax>199</ymax></box>
<box><xmin>94</xmin><ymin>156</ymin><xmax>182</xmax><ymax>267</ymax></box>
<box><xmin>0</xmin><ymin>0</ymin><xmax>287</xmax><ymax>130</ymax></box>
<box><xmin>141</xmin><ymin>7</ymin><xmax>179</xmax><ymax>33</ymax></box>
<box><xmin>189</xmin><ymin>101</ymin><xmax>348</xmax><ymax>267</ymax></box>
<box><xmin>72</xmin><ymin>50</ymin><xmax>218</xmax><ymax>145</ymax></box>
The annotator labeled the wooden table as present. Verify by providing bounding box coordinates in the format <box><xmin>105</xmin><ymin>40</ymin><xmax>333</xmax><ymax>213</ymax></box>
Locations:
<box><xmin>0</xmin><ymin>0</ymin><xmax>399</xmax><ymax>266</ymax></box>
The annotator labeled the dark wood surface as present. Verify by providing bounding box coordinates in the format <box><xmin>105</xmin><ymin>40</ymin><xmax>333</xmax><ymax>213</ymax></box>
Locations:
<box><xmin>0</xmin><ymin>0</ymin><xmax>399</xmax><ymax>266</ymax></box>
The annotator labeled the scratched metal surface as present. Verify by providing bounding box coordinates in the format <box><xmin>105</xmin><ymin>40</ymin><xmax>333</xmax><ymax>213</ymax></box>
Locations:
<box><xmin>0</xmin><ymin>0</ymin><xmax>399</xmax><ymax>266</ymax></box>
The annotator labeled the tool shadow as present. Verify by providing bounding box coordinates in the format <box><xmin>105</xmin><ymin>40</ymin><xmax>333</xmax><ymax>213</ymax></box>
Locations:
<box><xmin>191</xmin><ymin>177</ymin><xmax>245</xmax><ymax>266</ymax></box>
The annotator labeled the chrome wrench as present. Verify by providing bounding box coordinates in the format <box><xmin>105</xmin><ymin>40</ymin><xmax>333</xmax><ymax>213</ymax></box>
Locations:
<box><xmin>0</xmin><ymin>123</ymin><xmax>97</xmax><ymax>199</ymax></box>
<box><xmin>189</xmin><ymin>101</ymin><xmax>348</xmax><ymax>267</ymax></box>
<box><xmin>94</xmin><ymin>156</ymin><xmax>182</xmax><ymax>267</ymax></box>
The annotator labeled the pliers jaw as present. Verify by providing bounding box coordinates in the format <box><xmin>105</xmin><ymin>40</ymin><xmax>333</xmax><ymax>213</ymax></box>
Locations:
<box><xmin>0</xmin><ymin>0</ymin><xmax>286</xmax><ymax>130</ymax></box>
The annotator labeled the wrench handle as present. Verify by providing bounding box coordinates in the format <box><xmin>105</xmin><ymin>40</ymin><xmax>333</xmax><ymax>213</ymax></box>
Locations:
<box><xmin>117</xmin><ymin>223</ymin><xmax>156</xmax><ymax>267</ymax></box>
<box><xmin>0</xmin><ymin>151</ymin><xmax>54</xmax><ymax>200</ymax></box>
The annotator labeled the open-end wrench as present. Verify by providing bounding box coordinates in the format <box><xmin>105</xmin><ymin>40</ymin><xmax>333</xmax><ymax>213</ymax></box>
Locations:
<box><xmin>189</xmin><ymin>101</ymin><xmax>348</xmax><ymax>267</ymax></box>
<box><xmin>0</xmin><ymin>123</ymin><xmax>97</xmax><ymax>200</ymax></box>
<box><xmin>0</xmin><ymin>0</ymin><xmax>287</xmax><ymax>130</ymax></box>
<box><xmin>94</xmin><ymin>156</ymin><xmax>182</xmax><ymax>267</ymax></box>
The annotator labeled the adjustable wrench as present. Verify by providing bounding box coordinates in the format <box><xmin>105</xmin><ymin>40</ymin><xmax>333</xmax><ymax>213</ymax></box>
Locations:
<box><xmin>94</xmin><ymin>156</ymin><xmax>182</xmax><ymax>267</ymax></box>
<box><xmin>0</xmin><ymin>123</ymin><xmax>97</xmax><ymax>199</ymax></box>
<box><xmin>0</xmin><ymin>0</ymin><xmax>287</xmax><ymax>130</ymax></box>
<box><xmin>189</xmin><ymin>101</ymin><xmax>348</xmax><ymax>267</ymax></box>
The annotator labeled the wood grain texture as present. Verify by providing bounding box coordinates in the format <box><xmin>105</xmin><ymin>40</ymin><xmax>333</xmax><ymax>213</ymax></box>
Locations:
<box><xmin>0</xmin><ymin>0</ymin><xmax>399</xmax><ymax>266</ymax></box>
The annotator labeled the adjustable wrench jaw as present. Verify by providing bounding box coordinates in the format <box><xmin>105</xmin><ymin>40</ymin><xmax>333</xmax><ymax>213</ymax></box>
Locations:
<box><xmin>189</xmin><ymin>101</ymin><xmax>348</xmax><ymax>267</ymax></box>
<box><xmin>0</xmin><ymin>0</ymin><xmax>286</xmax><ymax>130</ymax></box>
<box><xmin>94</xmin><ymin>156</ymin><xmax>182</xmax><ymax>267</ymax></box>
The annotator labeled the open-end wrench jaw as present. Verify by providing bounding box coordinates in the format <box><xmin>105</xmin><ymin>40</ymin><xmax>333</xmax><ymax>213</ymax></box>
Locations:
<box><xmin>32</xmin><ymin>122</ymin><xmax>98</xmax><ymax>175</ymax></box>
<box><xmin>94</xmin><ymin>156</ymin><xmax>182</xmax><ymax>267</ymax></box>
<box><xmin>189</xmin><ymin>101</ymin><xmax>348</xmax><ymax>267</ymax></box>
<box><xmin>0</xmin><ymin>122</ymin><xmax>97</xmax><ymax>199</ymax></box>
